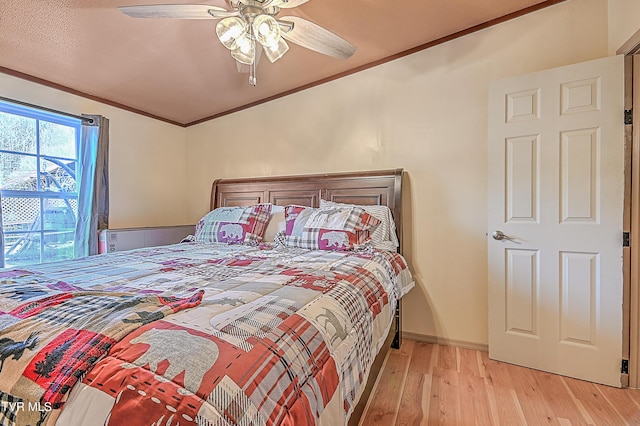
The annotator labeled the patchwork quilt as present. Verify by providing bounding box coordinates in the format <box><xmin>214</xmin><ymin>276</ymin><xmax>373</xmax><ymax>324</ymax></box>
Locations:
<box><xmin>0</xmin><ymin>242</ymin><xmax>413</xmax><ymax>426</ymax></box>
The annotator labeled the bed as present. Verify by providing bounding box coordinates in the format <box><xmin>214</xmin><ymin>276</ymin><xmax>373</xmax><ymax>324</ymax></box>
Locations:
<box><xmin>0</xmin><ymin>169</ymin><xmax>414</xmax><ymax>426</ymax></box>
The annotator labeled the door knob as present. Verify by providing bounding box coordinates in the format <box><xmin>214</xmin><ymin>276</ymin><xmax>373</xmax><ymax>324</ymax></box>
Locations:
<box><xmin>492</xmin><ymin>230</ymin><xmax>515</xmax><ymax>241</ymax></box>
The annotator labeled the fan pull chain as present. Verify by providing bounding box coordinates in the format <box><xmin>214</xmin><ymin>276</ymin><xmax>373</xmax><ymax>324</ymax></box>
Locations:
<box><xmin>249</xmin><ymin>60</ymin><xmax>256</xmax><ymax>86</ymax></box>
<box><xmin>249</xmin><ymin>38</ymin><xmax>257</xmax><ymax>86</ymax></box>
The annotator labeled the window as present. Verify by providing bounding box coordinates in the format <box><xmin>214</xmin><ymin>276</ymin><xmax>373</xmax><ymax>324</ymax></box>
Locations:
<box><xmin>0</xmin><ymin>101</ymin><xmax>81</xmax><ymax>268</ymax></box>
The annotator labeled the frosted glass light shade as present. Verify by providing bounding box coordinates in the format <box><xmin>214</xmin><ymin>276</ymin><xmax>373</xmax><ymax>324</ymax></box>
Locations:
<box><xmin>252</xmin><ymin>14</ymin><xmax>280</xmax><ymax>47</ymax></box>
<box><xmin>231</xmin><ymin>35</ymin><xmax>255</xmax><ymax>64</ymax></box>
<box><xmin>216</xmin><ymin>17</ymin><xmax>246</xmax><ymax>50</ymax></box>
<box><xmin>263</xmin><ymin>37</ymin><xmax>288</xmax><ymax>63</ymax></box>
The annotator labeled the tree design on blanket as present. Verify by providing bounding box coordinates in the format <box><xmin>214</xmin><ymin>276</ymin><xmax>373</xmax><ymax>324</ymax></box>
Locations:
<box><xmin>34</xmin><ymin>339</ymin><xmax>72</xmax><ymax>379</ymax></box>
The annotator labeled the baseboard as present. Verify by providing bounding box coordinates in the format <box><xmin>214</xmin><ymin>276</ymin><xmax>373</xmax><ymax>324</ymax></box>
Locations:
<box><xmin>402</xmin><ymin>332</ymin><xmax>489</xmax><ymax>352</ymax></box>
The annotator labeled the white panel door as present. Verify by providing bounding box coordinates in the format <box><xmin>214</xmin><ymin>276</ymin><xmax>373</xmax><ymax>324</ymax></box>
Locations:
<box><xmin>488</xmin><ymin>55</ymin><xmax>625</xmax><ymax>387</ymax></box>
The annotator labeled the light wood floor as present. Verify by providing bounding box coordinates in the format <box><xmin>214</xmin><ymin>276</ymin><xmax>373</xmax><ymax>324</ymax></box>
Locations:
<box><xmin>359</xmin><ymin>339</ymin><xmax>640</xmax><ymax>425</ymax></box>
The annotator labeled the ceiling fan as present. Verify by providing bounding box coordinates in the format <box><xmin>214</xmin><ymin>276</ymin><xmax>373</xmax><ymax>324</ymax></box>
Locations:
<box><xmin>119</xmin><ymin>0</ymin><xmax>356</xmax><ymax>86</ymax></box>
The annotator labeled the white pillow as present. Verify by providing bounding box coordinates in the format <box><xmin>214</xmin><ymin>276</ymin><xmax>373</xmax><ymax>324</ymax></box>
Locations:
<box><xmin>319</xmin><ymin>199</ymin><xmax>399</xmax><ymax>251</ymax></box>
<box><xmin>262</xmin><ymin>205</ymin><xmax>286</xmax><ymax>242</ymax></box>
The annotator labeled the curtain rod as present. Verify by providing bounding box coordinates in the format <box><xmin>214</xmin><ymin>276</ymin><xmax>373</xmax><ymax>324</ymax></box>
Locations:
<box><xmin>0</xmin><ymin>96</ymin><xmax>95</xmax><ymax>124</ymax></box>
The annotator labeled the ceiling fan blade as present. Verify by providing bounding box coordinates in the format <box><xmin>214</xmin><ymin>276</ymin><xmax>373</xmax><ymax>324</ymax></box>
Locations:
<box><xmin>279</xmin><ymin>16</ymin><xmax>355</xmax><ymax>59</ymax></box>
<box><xmin>267</xmin><ymin>0</ymin><xmax>311</xmax><ymax>8</ymax></box>
<box><xmin>119</xmin><ymin>4</ymin><xmax>238</xmax><ymax>19</ymax></box>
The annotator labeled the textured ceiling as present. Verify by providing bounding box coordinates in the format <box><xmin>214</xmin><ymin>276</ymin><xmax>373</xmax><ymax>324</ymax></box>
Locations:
<box><xmin>0</xmin><ymin>0</ymin><xmax>561</xmax><ymax>126</ymax></box>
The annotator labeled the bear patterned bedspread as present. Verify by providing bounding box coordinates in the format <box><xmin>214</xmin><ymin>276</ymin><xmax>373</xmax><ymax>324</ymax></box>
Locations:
<box><xmin>0</xmin><ymin>242</ymin><xmax>413</xmax><ymax>426</ymax></box>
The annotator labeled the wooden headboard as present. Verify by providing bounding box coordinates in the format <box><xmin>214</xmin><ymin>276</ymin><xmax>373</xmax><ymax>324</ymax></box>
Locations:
<box><xmin>210</xmin><ymin>168</ymin><xmax>404</xmax><ymax>250</ymax></box>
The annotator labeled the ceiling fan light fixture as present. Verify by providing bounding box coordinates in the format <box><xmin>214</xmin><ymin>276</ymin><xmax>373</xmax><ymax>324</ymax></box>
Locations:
<box><xmin>231</xmin><ymin>37</ymin><xmax>256</xmax><ymax>64</ymax></box>
<box><xmin>252</xmin><ymin>14</ymin><xmax>281</xmax><ymax>47</ymax></box>
<box><xmin>263</xmin><ymin>37</ymin><xmax>288</xmax><ymax>63</ymax></box>
<box><xmin>216</xmin><ymin>17</ymin><xmax>247</xmax><ymax>50</ymax></box>
<box><xmin>120</xmin><ymin>1</ymin><xmax>356</xmax><ymax>87</ymax></box>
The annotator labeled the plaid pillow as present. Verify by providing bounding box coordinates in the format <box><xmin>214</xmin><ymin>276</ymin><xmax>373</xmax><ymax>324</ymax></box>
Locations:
<box><xmin>195</xmin><ymin>203</ymin><xmax>272</xmax><ymax>244</ymax></box>
<box><xmin>319</xmin><ymin>199</ymin><xmax>399</xmax><ymax>251</ymax></box>
<box><xmin>283</xmin><ymin>205</ymin><xmax>380</xmax><ymax>251</ymax></box>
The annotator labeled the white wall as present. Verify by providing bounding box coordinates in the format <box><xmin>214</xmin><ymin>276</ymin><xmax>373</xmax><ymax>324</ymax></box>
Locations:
<box><xmin>0</xmin><ymin>73</ymin><xmax>190</xmax><ymax>228</ymax></box>
<box><xmin>609</xmin><ymin>0</ymin><xmax>640</xmax><ymax>54</ymax></box>
<box><xmin>186</xmin><ymin>0</ymin><xmax>614</xmax><ymax>346</ymax></box>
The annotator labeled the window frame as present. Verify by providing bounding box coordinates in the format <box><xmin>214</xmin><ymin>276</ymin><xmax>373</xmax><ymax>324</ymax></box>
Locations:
<box><xmin>0</xmin><ymin>100</ymin><xmax>81</xmax><ymax>267</ymax></box>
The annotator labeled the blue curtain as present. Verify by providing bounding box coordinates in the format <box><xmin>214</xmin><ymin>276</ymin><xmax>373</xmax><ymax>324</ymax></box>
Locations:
<box><xmin>74</xmin><ymin>115</ymin><xmax>109</xmax><ymax>257</ymax></box>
